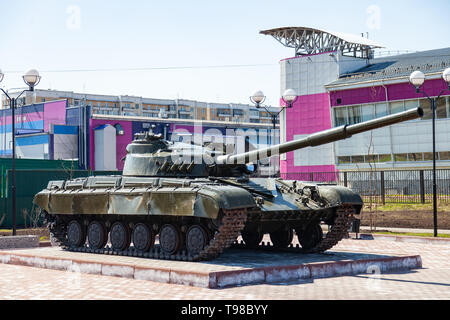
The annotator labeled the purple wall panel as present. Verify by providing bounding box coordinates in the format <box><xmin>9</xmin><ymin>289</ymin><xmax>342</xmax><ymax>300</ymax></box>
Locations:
<box><xmin>330</xmin><ymin>79</ymin><xmax>449</xmax><ymax>107</ymax></box>
<box><xmin>2</xmin><ymin>100</ymin><xmax>65</xmax><ymax>128</ymax></box>
<box><xmin>43</xmin><ymin>100</ymin><xmax>67</xmax><ymax>131</ymax></box>
<box><xmin>281</xmin><ymin>92</ymin><xmax>336</xmax><ymax>175</ymax></box>
<box><xmin>283</xmin><ymin>92</ymin><xmax>331</xmax><ymax>137</ymax></box>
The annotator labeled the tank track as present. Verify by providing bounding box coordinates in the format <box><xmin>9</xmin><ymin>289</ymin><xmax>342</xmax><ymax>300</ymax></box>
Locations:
<box><xmin>50</xmin><ymin>208</ymin><xmax>248</xmax><ymax>262</ymax></box>
<box><xmin>232</xmin><ymin>204</ymin><xmax>355</xmax><ymax>254</ymax></box>
<box><xmin>48</xmin><ymin>205</ymin><xmax>354</xmax><ymax>261</ymax></box>
<box><xmin>306</xmin><ymin>204</ymin><xmax>355</xmax><ymax>253</ymax></box>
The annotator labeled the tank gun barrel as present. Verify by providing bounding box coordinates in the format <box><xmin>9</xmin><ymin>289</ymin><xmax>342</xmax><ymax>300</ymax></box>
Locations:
<box><xmin>216</xmin><ymin>107</ymin><xmax>423</xmax><ymax>164</ymax></box>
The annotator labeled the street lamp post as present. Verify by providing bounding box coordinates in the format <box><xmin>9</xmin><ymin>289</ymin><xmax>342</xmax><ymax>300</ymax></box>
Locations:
<box><xmin>0</xmin><ymin>69</ymin><xmax>41</xmax><ymax>236</ymax></box>
<box><xmin>250</xmin><ymin>89</ymin><xmax>298</xmax><ymax>176</ymax></box>
<box><xmin>250</xmin><ymin>89</ymin><xmax>298</xmax><ymax>129</ymax></box>
<box><xmin>409</xmin><ymin>68</ymin><xmax>450</xmax><ymax>237</ymax></box>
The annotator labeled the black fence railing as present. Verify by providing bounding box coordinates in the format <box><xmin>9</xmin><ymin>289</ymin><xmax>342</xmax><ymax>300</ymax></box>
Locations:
<box><xmin>279</xmin><ymin>169</ymin><xmax>450</xmax><ymax>204</ymax></box>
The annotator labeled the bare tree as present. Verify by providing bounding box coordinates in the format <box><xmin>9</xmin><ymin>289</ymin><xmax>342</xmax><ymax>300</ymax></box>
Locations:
<box><xmin>60</xmin><ymin>154</ymin><xmax>77</xmax><ymax>180</ymax></box>
<box><xmin>29</xmin><ymin>204</ymin><xmax>42</xmax><ymax>229</ymax></box>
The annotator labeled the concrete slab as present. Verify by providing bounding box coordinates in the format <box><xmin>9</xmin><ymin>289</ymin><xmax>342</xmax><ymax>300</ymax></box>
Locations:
<box><xmin>0</xmin><ymin>246</ymin><xmax>421</xmax><ymax>288</ymax></box>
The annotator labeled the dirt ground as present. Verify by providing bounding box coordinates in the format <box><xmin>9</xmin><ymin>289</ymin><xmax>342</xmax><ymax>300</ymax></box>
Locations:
<box><xmin>360</xmin><ymin>209</ymin><xmax>450</xmax><ymax>230</ymax></box>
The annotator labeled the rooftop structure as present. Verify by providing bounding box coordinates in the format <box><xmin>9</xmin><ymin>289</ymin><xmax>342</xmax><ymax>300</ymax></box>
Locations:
<box><xmin>260</xmin><ymin>26</ymin><xmax>384</xmax><ymax>59</ymax></box>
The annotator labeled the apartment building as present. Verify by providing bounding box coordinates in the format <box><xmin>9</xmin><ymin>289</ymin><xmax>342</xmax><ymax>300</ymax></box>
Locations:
<box><xmin>1</xmin><ymin>89</ymin><xmax>279</xmax><ymax>125</ymax></box>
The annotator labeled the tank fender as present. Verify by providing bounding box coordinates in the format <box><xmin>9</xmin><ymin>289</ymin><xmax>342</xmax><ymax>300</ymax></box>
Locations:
<box><xmin>33</xmin><ymin>190</ymin><xmax>51</xmax><ymax>212</ymax></box>
<box><xmin>317</xmin><ymin>185</ymin><xmax>363</xmax><ymax>212</ymax></box>
<box><xmin>194</xmin><ymin>185</ymin><xmax>256</xmax><ymax>218</ymax></box>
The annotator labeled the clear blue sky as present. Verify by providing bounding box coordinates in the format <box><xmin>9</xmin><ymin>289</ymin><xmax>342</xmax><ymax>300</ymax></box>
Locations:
<box><xmin>1</xmin><ymin>0</ymin><xmax>449</xmax><ymax>106</ymax></box>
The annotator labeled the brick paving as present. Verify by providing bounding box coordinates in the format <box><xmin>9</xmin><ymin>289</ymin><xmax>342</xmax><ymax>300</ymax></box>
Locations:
<box><xmin>0</xmin><ymin>238</ymin><xmax>449</xmax><ymax>300</ymax></box>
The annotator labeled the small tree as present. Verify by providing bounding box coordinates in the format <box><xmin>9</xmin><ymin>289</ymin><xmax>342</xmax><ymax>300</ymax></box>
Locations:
<box><xmin>366</xmin><ymin>131</ymin><xmax>379</xmax><ymax>232</ymax></box>
<box><xmin>0</xmin><ymin>213</ymin><xmax>6</xmax><ymax>227</ymax></box>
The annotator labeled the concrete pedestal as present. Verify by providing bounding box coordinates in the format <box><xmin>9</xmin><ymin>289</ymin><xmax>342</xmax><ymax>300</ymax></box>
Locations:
<box><xmin>0</xmin><ymin>235</ymin><xmax>40</xmax><ymax>249</ymax></box>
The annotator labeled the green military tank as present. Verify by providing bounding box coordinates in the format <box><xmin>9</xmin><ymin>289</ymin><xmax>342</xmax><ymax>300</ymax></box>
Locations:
<box><xmin>33</xmin><ymin>107</ymin><xmax>423</xmax><ymax>261</ymax></box>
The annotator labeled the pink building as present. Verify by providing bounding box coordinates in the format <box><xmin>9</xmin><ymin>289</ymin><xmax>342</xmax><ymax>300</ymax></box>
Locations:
<box><xmin>261</xmin><ymin>27</ymin><xmax>450</xmax><ymax>179</ymax></box>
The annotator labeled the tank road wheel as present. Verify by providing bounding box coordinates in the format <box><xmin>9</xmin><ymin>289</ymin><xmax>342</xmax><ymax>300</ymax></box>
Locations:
<box><xmin>269</xmin><ymin>227</ymin><xmax>294</xmax><ymax>248</ymax></box>
<box><xmin>67</xmin><ymin>220</ymin><xmax>86</xmax><ymax>248</ymax></box>
<box><xmin>132</xmin><ymin>223</ymin><xmax>155</xmax><ymax>252</ymax></box>
<box><xmin>159</xmin><ymin>224</ymin><xmax>183</xmax><ymax>255</ymax></box>
<box><xmin>110</xmin><ymin>222</ymin><xmax>131</xmax><ymax>251</ymax></box>
<box><xmin>186</xmin><ymin>225</ymin><xmax>209</xmax><ymax>256</ymax></box>
<box><xmin>241</xmin><ymin>229</ymin><xmax>264</xmax><ymax>248</ymax></box>
<box><xmin>297</xmin><ymin>224</ymin><xmax>323</xmax><ymax>251</ymax></box>
<box><xmin>87</xmin><ymin>221</ymin><xmax>108</xmax><ymax>249</ymax></box>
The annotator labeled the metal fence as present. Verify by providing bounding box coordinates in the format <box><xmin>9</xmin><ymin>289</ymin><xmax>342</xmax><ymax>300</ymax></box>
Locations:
<box><xmin>281</xmin><ymin>169</ymin><xmax>450</xmax><ymax>204</ymax></box>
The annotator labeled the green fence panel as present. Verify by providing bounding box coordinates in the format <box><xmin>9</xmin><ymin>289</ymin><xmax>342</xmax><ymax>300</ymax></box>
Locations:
<box><xmin>1</xmin><ymin>168</ymin><xmax>121</xmax><ymax>229</ymax></box>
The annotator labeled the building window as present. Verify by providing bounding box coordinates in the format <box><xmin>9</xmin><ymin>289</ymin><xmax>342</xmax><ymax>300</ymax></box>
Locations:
<box><xmin>408</xmin><ymin>153</ymin><xmax>423</xmax><ymax>161</ymax></box>
<box><xmin>351</xmin><ymin>155</ymin><xmax>365</xmax><ymax>163</ymax></box>
<box><xmin>439</xmin><ymin>152</ymin><xmax>450</xmax><ymax>160</ymax></box>
<box><xmin>361</xmin><ymin>104</ymin><xmax>374</xmax><ymax>122</ymax></box>
<box><xmin>348</xmin><ymin>105</ymin><xmax>362</xmax><ymax>124</ymax></box>
<box><xmin>420</xmin><ymin>99</ymin><xmax>433</xmax><ymax>120</ymax></box>
<box><xmin>389</xmin><ymin>101</ymin><xmax>404</xmax><ymax>114</ymax></box>
<box><xmin>436</xmin><ymin>96</ymin><xmax>448</xmax><ymax>119</ymax></box>
<box><xmin>423</xmin><ymin>152</ymin><xmax>434</xmax><ymax>161</ymax></box>
<box><xmin>405</xmin><ymin>99</ymin><xmax>419</xmax><ymax>110</ymax></box>
<box><xmin>338</xmin><ymin>154</ymin><xmax>392</xmax><ymax>164</ymax></box>
<box><xmin>379</xmin><ymin>154</ymin><xmax>392</xmax><ymax>162</ymax></box>
<box><xmin>334</xmin><ymin>107</ymin><xmax>347</xmax><ymax>126</ymax></box>
<box><xmin>375</xmin><ymin>103</ymin><xmax>388</xmax><ymax>118</ymax></box>
<box><xmin>394</xmin><ymin>153</ymin><xmax>408</xmax><ymax>162</ymax></box>
<box><xmin>337</xmin><ymin>156</ymin><xmax>351</xmax><ymax>164</ymax></box>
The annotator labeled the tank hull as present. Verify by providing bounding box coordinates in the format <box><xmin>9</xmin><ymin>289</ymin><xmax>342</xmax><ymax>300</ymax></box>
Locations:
<box><xmin>34</xmin><ymin>175</ymin><xmax>362</xmax><ymax>261</ymax></box>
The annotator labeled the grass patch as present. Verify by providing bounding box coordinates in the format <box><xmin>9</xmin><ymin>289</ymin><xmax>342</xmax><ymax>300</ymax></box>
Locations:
<box><xmin>366</xmin><ymin>203</ymin><xmax>450</xmax><ymax>212</ymax></box>
<box><xmin>372</xmin><ymin>231</ymin><xmax>450</xmax><ymax>238</ymax></box>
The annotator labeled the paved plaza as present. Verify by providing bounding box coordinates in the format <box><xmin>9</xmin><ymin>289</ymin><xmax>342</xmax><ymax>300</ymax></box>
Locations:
<box><xmin>0</xmin><ymin>237</ymin><xmax>449</xmax><ymax>300</ymax></box>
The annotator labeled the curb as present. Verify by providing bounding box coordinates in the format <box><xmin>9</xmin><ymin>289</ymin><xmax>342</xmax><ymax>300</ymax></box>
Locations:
<box><xmin>0</xmin><ymin>250</ymin><xmax>422</xmax><ymax>289</ymax></box>
<box><xmin>0</xmin><ymin>235</ymin><xmax>40</xmax><ymax>249</ymax></box>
